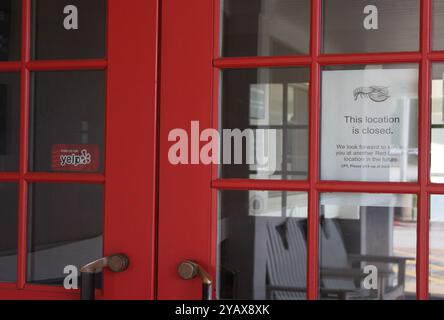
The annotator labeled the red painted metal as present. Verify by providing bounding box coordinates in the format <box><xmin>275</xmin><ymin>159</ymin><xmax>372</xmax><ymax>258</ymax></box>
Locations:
<box><xmin>214</xmin><ymin>56</ymin><xmax>312</xmax><ymax>69</ymax></box>
<box><xmin>212</xmin><ymin>179</ymin><xmax>310</xmax><ymax>191</ymax></box>
<box><xmin>316</xmin><ymin>182</ymin><xmax>421</xmax><ymax>194</ymax></box>
<box><xmin>0</xmin><ymin>281</ymin><xmax>104</xmax><ymax>299</ymax></box>
<box><xmin>0</xmin><ymin>173</ymin><xmax>20</xmax><ymax>181</ymax></box>
<box><xmin>214</xmin><ymin>52</ymin><xmax>426</xmax><ymax>70</ymax></box>
<box><xmin>0</xmin><ymin>283</ymin><xmax>17</xmax><ymax>290</ymax></box>
<box><xmin>102</xmin><ymin>0</ymin><xmax>159</xmax><ymax>300</ymax></box>
<box><xmin>417</xmin><ymin>0</ymin><xmax>432</xmax><ymax>300</ymax></box>
<box><xmin>23</xmin><ymin>284</ymin><xmax>81</xmax><ymax>294</ymax></box>
<box><xmin>307</xmin><ymin>0</ymin><xmax>321</xmax><ymax>300</ymax></box>
<box><xmin>427</xmin><ymin>184</ymin><xmax>444</xmax><ymax>193</ymax></box>
<box><xmin>0</xmin><ymin>289</ymin><xmax>78</xmax><ymax>300</ymax></box>
<box><xmin>318</xmin><ymin>52</ymin><xmax>422</xmax><ymax>65</ymax></box>
<box><xmin>0</xmin><ymin>62</ymin><xmax>22</xmax><ymax>72</ymax></box>
<box><xmin>157</xmin><ymin>0</ymin><xmax>214</xmax><ymax>299</ymax></box>
<box><xmin>17</xmin><ymin>0</ymin><xmax>31</xmax><ymax>290</ymax></box>
<box><xmin>210</xmin><ymin>0</ymin><xmax>221</xmax><ymax>300</ymax></box>
<box><xmin>428</xmin><ymin>51</ymin><xmax>444</xmax><ymax>61</ymax></box>
<box><xmin>23</xmin><ymin>173</ymin><xmax>105</xmax><ymax>183</ymax></box>
<box><xmin>26</xmin><ymin>59</ymin><xmax>107</xmax><ymax>71</ymax></box>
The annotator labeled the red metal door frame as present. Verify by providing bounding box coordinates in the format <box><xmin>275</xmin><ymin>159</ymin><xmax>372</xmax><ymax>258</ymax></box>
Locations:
<box><xmin>157</xmin><ymin>0</ymin><xmax>443</xmax><ymax>300</ymax></box>
<box><xmin>0</xmin><ymin>0</ymin><xmax>158</xmax><ymax>299</ymax></box>
<box><xmin>157</xmin><ymin>0</ymin><xmax>215</xmax><ymax>299</ymax></box>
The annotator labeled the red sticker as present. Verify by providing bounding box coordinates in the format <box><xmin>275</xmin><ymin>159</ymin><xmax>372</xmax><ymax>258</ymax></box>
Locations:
<box><xmin>51</xmin><ymin>144</ymin><xmax>100</xmax><ymax>172</ymax></box>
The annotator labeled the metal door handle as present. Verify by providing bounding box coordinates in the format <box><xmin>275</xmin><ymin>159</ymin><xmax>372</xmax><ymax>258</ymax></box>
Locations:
<box><xmin>178</xmin><ymin>260</ymin><xmax>212</xmax><ymax>300</ymax></box>
<box><xmin>80</xmin><ymin>254</ymin><xmax>129</xmax><ymax>300</ymax></box>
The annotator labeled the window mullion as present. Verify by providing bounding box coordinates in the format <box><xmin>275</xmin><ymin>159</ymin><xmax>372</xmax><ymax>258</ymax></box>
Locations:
<box><xmin>417</xmin><ymin>0</ymin><xmax>432</xmax><ymax>300</ymax></box>
<box><xmin>17</xmin><ymin>0</ymin><xmax>31</xmax><ymax>289</ymax></box>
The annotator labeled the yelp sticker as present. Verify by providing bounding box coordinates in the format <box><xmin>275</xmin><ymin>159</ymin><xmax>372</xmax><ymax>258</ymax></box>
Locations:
<box><xmin>51</xmin><ymin>144</ymin><xmax>100</xmax><ymax>172</ymax></box>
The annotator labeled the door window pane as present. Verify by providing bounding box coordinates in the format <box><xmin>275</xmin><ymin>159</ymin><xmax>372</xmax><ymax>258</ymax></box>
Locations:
<box><xmin>27</xmin><ymin>183</ymin><xmax>103</xmax><ymax>286</ymax></box>
<box><xmin>433</xmin><ymin>0</ymin><xmax>444</xmax><ymax>51</ymax></box>
<box><xmin>430</xmin><ymin>195</ymin><xmax>444</xmax><ymax>299</ymax></box>
<box><xmin>219</xmin><ymin>190</ymin><xmax>308</xmax><ymax>299</ymax></box>
<box><xmin>29</xmin><ymin>71</ymin><xmax>105</xmax><ymax>173</ymax></box>
<box><xmin>320</xmin><ymin>193</ymin><xmax>417</xmax><ymax>300</ymax></box>
<box><xmin>0</xmin><ymin>183</ymin><xmax>18</xmax><ymax>282</ymax></box>
<box><xmin>321</xmin><ymin>64</ymin><xmax>419</xmax><ymax>182</ymax></box>
<box><xmin>221</xmin><ymin>68</ymin><xmax>309</xmax><ymax>180</ymax></box>
<box><xmin>31</xmin><ymin>0</ymin><xmax>106</xmax><ymax>60</ymax></box>
<box><xmin>0</xmin><ymin>0</ymin><xmax>21</xmax><ymax>61</ymax></box>
<box><xmin>222</xmin><ymin>0</ymin><xmax>310</xmax><ymax>57</ymax></box>
<box><xmin>0</xmin><ymin>72</ymin><xmax>20</xmax><ymax>172</ymax></box>
<box><xmin>431</xmin><ymin>64</ymin><xmax>444</xmax><ymax>183</ymax></box>
<box><xmin>322</xmin><ymin>0</ymin><xmax>420</xmax><ymax>54</ymax></box>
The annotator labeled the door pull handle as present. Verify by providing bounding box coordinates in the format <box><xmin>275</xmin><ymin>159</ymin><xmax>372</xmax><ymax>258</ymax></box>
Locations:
<box><xmin>178</xmin><ymin>260</ymin><xmax>212</xmax><ymax>300</ymax></box>
<box><xmin>80</xmin><ymin>253</ymin><xmax>129</xmax><ymax>300</ymax></box>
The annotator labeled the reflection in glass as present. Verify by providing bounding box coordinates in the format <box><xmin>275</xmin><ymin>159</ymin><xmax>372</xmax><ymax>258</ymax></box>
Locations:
<box><xmin>222</xmin><ymin>0</ymin><xmax>310</xmax><ymax>57</ymax></box>
<box><xmin>431</xmin><ymin>64</ymin><xmax>444</xmax><ymax>183</ymax></box>
<box><xmin>221</xmin><ymin>68</ymin><xmax>309</xmax><ymax>180</ymax></box>
<box><xmin>322</xmin><ymin>0</ymin><xmax>420</xmax><ymax>54</ymax></box>
<box><xmin>32</xmin><ymin>0</ymin><xmax>106</xmax><ymax>60</ymax></box>
<box><xmin>0</xmin><ymin>73</ymin><xmax>20</xmax><ymax>171</ymax></box>
<box><xmin>29</xmin><ymin>71</ymin><xmax>105</xmax><ymax>173</ymax></box>
<box><xmin>27</xmin><ymin>183</ymin><xmax>103</xmax><ymax>286</ymax></box>
<box><xmin>430</xmin><ymin>195</ymin><xmax>444</xmax><ymax>299</ymax></box>
<box><xmin>218</xmin><ymin>191</ymin><xmax>308</xmax><ymax>299</ymax></box>
<box><xmin>321</xmin><ymin>65</ymin><xmax>419</xmax><ymax>182</ymax></box>
<box><xmin>320</xmin><ymin>193</ymin><xmax>417</xmax><ymax>300</ymax></box>
<box><xmin>0</xmin><ymin>1</ymin><xmax>21</xmax><ymax>61</ymax></box>
<box><xmin>0</xmin><ymin>183</ymin><xmax>18</xmax><ymax>282</ymax></box>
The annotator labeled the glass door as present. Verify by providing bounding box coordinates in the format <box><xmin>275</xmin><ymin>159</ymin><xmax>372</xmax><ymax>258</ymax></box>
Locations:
<box><xmin>0</xmin><ymin>0</ymin><xmax>158</xmax><ymax>299</ymax></box>
<box><xmin>158</xmin><ymin>0</ymin><xmax>444</xmax><ymax>300</ymax></box>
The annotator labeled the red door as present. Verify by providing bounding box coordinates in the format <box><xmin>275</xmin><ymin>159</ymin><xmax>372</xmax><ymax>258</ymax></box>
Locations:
<box><xmin>0</xmin><ymin>0</ymin><xmax>158</xmax><ymax>299</ymax></box>
<box><xmin>157</xmin><ymin>0</ymin><xmax>215</xmax><ymax>299</ymax></box>
<box><xmin>158</xmin><ymin>0</ymin><xmax>444</xmax><ymax>300</ymax></box>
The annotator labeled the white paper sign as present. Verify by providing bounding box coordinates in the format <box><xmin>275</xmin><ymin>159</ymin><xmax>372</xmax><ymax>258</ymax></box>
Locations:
<box><xmin>321</xmin><ymin>68</ymin><xmax>418</xmax><ymax>182</ymax></box>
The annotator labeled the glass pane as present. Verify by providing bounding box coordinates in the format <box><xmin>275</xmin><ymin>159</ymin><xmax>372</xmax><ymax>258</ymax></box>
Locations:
<box><xmin>433</xmin><ymin>0</ymin><xmax>444</xmax><ymax>51</ymax></box>
<box><xmin>322</xmin><ymin>0</ymin><xmax>420</xmax><ymax>54</ymax></box>
<box><xmin>0</xmin><ymin>183</ymin><xmax>18</xmax><ymax>282</ymax></box>
<box><xmin>218</xmin><ymin>190</ymin><xmax>308</xmax><ymax>299</ymax></box>
<box><xmin>321</xmin><ymin>64</ymin><xmax>419</xmax><ymax>182</ymax></box>
<box><xmin>27</xmin><ymin>183</ymin><xmax>103</xmax><ymax>286</ymax></box>
<box><xmin>0</xmin><ymin>0</ymin><xmax>21</xmax><ymax>61</ymax></box>
<box><xmin>29</xmin><ymin>71</ymin><xmax>105</xmax><ymax>173</ymax></box>
<box><xmin>0</xmin><ymin>72</ymin><xmax>20</xmax><ymax>171</ymax></box>
<box><xmin>222</xmin><ymin>0</ymin><xmax>310</xmax><ymax>57</ymax></box>
<box><xmin>319</xmin><ymin>193</ymin><xmax>417</xmax><ymax>300</ymax></box>
<box><xmin>430</xmin><ymin>195</ymin><xmax>444</xmax><ymax>299</ymax></box>
<box><xmin>221</xmin><ymin>68</ymin><xmax>309</xmax><ymax>180</ymax></box>
<box><xmin>32</xmin><ymin>0</ymin><xmax>106</xmax><ymax>60</ymax></box>
<box><xmin>431</xmin><ymin>64</ymin><xmax>444</xmax><ymax>183</ymax></box>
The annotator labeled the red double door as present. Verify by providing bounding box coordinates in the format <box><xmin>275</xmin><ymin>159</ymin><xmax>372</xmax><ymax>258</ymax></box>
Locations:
<box><xmin>0</xmin><ymin>0</ymin><xmax>213</xmax><ymax>300</ymax></box>
<box><xmin>2</xmin><ymin>0</ymin><xmax>439</xmax><ymax>300</ymax></box>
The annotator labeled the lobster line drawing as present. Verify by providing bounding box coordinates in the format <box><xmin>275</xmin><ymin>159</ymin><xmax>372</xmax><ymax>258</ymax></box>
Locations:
<box><xmin>353</xmin><ymin>86</ymin><xmax>390</xmax><ymax>102</ymax></box>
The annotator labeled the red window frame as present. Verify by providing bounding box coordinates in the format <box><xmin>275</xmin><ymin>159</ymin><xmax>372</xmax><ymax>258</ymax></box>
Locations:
<box><xmin>211</xmin><ymin>0</ymin><xmax>440</xmax><ymax>300</ymax></box>
<box><xmin>0</xmin><ymin>0</ymin><xmax>158</xmax><ymax>299</ymax></box>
